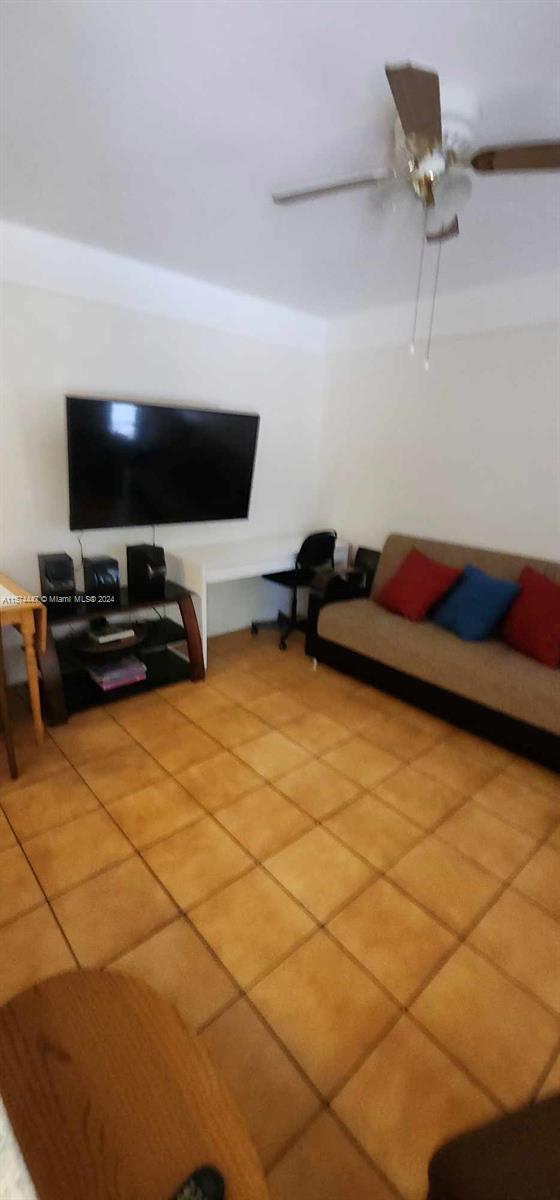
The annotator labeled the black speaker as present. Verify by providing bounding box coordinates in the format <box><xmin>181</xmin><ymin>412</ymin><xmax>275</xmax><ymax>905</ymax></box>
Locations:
<box><xmin>83</xmin><ymin>556</ymin><xmax>120</xmax><ymax>602</ymax></box>
<box><xmin>38</xmin><ymin>553</ymin><xmax>76</xmax><ymax>609</ymax></box>
<box><xmin>127</xmin><ymin>543</ymin><xmax>167</xmax><ymax>600</ymax></box>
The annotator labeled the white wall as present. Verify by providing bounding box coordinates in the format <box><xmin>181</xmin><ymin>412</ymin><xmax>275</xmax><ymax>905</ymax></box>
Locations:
<box><xmin>0</xmin><ymin>276</ymin><xmax>325</xmax><ymax>638</ymax></box>
<box><xmin>322</xmin><ymin>301</ymin><xmax>560</xmax><ymax>561</ymax></box>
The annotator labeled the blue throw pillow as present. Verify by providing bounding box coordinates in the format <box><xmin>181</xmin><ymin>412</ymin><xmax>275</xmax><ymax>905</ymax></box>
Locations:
<box><xmin>432</xmin><ymin>565</ymin><xmax>520</xmax><ymax>642</ymax></box>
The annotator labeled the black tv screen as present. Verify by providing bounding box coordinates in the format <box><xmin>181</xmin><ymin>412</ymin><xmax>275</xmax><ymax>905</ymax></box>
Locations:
<box><xmin>66</xmin><ymin>396</ymin><xmax>260</xmax><ymax>530</ymax></box>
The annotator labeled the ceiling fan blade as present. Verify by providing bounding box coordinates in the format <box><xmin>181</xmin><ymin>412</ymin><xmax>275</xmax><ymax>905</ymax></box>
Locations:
<box><xmin>385</xmin><ymin>62</ymin><xmax>442</xmax><ymax>151</ymax></box>
<box><xmin>272</xmin><ymin>171</ymin><xmax>392</xmax><ymax>204</ymax></box>
<box><xmin>470</xmin><ymin>142</ymin><xmax>560</xmax><ymax>172</ymax></box>
<box><xmin>426</xmin><ymin>215</ymin><xmax>459</xmax><ymax>243</ymax></box>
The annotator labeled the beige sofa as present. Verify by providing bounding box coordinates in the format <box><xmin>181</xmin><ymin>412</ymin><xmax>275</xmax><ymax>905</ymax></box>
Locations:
<box><xmin>311</xmin><ymin>533</ymin><xmax>560</xmax><ymax>765</ymax></box>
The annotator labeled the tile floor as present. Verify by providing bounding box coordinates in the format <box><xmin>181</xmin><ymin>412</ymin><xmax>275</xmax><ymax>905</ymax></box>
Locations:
<box><xmin>1</xmin><ymin>627</ymin><xmax>560</xmax><ymax>1200</ymax></box>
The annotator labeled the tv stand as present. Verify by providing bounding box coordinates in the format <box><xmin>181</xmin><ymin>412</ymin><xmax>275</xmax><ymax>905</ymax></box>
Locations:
<box><xmin>39</xmin><ymin>582</ymin><xmax>204</xmax><ymax>725</ymax></box>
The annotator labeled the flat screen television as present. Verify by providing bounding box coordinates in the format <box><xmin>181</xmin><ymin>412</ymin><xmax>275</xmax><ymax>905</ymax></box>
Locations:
<box><xmin>66</xmin><ymin>396</ymin><xmax>260</xmax><ymax>530</ymax></box>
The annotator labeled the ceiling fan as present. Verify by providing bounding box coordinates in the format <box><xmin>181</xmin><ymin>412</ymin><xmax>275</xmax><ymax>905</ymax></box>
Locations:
<box><xmin>273</xmin><ymin>62</ymin><xmax>560</xmax><ymax>245</ymax></box>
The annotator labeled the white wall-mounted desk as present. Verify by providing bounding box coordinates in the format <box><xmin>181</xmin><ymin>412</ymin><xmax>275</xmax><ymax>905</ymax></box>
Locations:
<box><xmin>174</xmin><ymin>534</ymin><xmax>349</xmax><ymax>664</ymax></box>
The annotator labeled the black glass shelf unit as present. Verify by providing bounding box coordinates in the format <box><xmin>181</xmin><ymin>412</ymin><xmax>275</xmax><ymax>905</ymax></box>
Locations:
<box><xmin>39</xmin><ymin>582</ymin><xmax>205</xmax><ymax>725</ymax></box>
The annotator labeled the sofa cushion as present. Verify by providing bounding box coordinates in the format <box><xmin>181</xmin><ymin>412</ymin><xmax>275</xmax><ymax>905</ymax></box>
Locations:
<box><xmin>432</xmin><ymin>566</ymin><xmax>519</xmax><ymax>641</ymax></box>
<box><xmin>502</xmin><ymin>567</ymin><xmax>560</xmax><ymax>669</ymax></box>
<box><xmin>376</xmin><ymin>548</ymin><xmax>461</xmax><ymax>621</ymax></box>
<box><xmin>317</xmin><ymin>599</ymin><xmax>560</xmax><ymax>736</ymax></box>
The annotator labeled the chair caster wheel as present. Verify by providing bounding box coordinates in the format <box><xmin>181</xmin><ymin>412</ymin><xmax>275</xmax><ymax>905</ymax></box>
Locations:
<box><xmin>251</xmin><ymin>623</ymin><xmax>258</xmax><ymax>636</ymax></box>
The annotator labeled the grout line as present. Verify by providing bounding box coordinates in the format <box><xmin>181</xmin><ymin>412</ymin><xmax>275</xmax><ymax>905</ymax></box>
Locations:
<box><xmin>97</xmin><ymin>913</ymin><xmax>180</xmax><ymax>971</ymax></box>
<box><xmin>324</xmin><ymin>1106</ymin><xmax>407</xmax><ymax>1200</ymax></box>
<box><xmin>529</xmin><ymin>1031</ymin><xmax>560</xmax><ymax>1101</ymax></box>
<box><xmin>404</xmin><ymin>1009</ymin><xmax>507</xmax><ymax>1112</ymax></box>
<box><xmin>0</xmin><ymin>803</ymin><xmax>81</xmax><ymax>968</ymax></box>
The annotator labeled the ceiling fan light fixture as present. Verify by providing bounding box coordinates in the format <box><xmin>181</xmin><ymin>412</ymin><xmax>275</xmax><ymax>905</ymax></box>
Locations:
<box><xmin>431</xmin><ymin>169</ymin><xmax>472</xmax><ymax>224</ymax></box>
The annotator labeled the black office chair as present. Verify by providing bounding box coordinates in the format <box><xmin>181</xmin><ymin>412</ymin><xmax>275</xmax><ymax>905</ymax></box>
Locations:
<box><xmin>252</xmin><ymin>530</ymin><xmax>337</xmax><ymax>650</ymax></box>
<box><xmin>353</xmin><ymin>546</ymin><xmax>381</xmax><ymax>595</ymax></box>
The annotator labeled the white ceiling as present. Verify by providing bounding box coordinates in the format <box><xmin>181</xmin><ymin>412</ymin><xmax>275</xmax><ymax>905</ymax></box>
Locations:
<box><xmin>2</xmin><ymin>0</ymin><xmax>560</xmax><ymax>316</ymax></box>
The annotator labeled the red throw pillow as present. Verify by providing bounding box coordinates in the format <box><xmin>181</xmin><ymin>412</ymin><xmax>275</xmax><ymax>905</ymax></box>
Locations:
<box><xmin>376</xmin><ymin>548</ymin><xmax>461</xmax><ymax>622</ymax></box>
<box><xmin>502</xmin><ymin>566</ymin><xmax>560</xmax><ymax>668</ymax></box>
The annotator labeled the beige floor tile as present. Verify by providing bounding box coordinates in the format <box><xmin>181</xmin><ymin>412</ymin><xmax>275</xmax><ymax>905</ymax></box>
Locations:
<box><xmin>110</xmin><ymin>697</ymin><xmax>189</xmax><ymax>740</ymax></box>
<box><xmin>255</xmin><ymin>662</ymin><xmax>313</xmax><ymax>691</ymax></box>
<box><xmin>109</xmin><ymin>917</ymin><xmax>237</xmax><ymax>1031</ymax></box>
<box><xmin>412</xmin><ymin>944</ymin><xmax>559</xmax><ymax>1108</ymax></box>
<box><xmin>326</xmin><ymin>794</ymin><xmax>422</xmax><ymax>870</ymax></box>
<box><xmin>191</xmin><ymin>867</ymin><xmax>315</xmax><ymax>988</ymax></box>
<box><xmin>375</xmin><ymin>765</ymin><xmax>463</xmax><ymax>831</ymax></box>
<box><xmin>360</xmin><ymin>710</ymin><xmax>441</xmax><ymax>762</ymax></box>
<box><xmin>208</xmin><ymin>630</ymin><xmax>254</xmax><ymax>656</ymax></box>
<box><xmin>176</xmin><ymin>751</ymin><xmax>262</xmax><ymax>811</ymax></box>
<box><xmin>162</xmin><ymin>684</ymin><xmax>230</xmax><ymax>723</ymax></box>
<box><xmin>291</xmin><ymin>676</ymin><xmax>354</xmax><ymax>712</ymax></box>
<box><xmin>250</xmin><ymin>931</ymin><xmax>396</xmax><ymax>1096</ymax></box>
<box><xmin>345</xmin><ymin>681</ymin><xmax>386</xmax><ymax>708</ymax></box>
<box><xmin>140</xmin><ymin>724</ymin><xmax>221</xmax><ymax>773</ymax></box>
<box><xmin>24</xmin><ymin>809</ymin><xmax>131</xmax><ymax>897</ymax></box>
<box><xmin>79</xmin><ymin>744</ymin><xmax>166</xmax><ymax>803</ymax></box>
<box><xmin>246</xmin><ymin>690</ymin><xmax>311</xmax><ymax>727</ymax></box>
<box><xmin>436</xmin><ymin>802</ymin><xmax>536</xmax><ymax>879</ymax></box>
<box><xmin>266</xmin><ymin>827</ymin><xmax>372</xmax><ymax>922</ymax></box>
<box><xmin>329</xmin><ymin>878</ymin><xmax>456</xmax><ymax>1004</ymax></box>
<box><xmin>195</xmin><ymin>705</ymin><xmax>270</xmax><ymax>748</ymax></box>
<box><xmin>217</xmin><ymin>786</ymin><xmax>312</xmax><ymax>858</ymax></box>
<box><xmin>322</xmin><ymin>738</ymin><xmax>400</xmax><ymax>791</ymax></box>
<box><xmin>275</xmin><ymin>759</ymin><xmax>359</xmax><ymax>820</ymax></box>
<box><xmin>236</xmin><ymin>731</ymin><xmax>310</xmax><ymax>781</ymax></box>
<box><xmin>538</xmin><ymin>1053</ymin><xmax>560</xmax><ymax>1099</ymax></box>
<box><xmin>144</xmin><ymin>817</ymin><xmax>251</xmax><ymax>909</ymax></box>
<box><xmin>49</xmin><ymin>710</ymin><xmax>134</xmax><ymax>764</ymax></box>
<box><xmin>375</xmin><ymin>695</ymin><xmax>451</xmax><ymax>737</ymax></box>
<box><xmin>201</xmin><ymin>998</ymin><xmax>320</xmax><ymax>1168</ymax></box>
<box><xmin>110</xmin><ymin>690</ymin><xmax>176</xmax><ymax>716</ymax></box>
<box><xmin>213</xmin><ymin>670</ymin><xmax>273</xmax><ymax>703</ymax></box>
<box><xmin>469</xmin><ymin>889</ymin><xmax>560</xmax><ymax>1014</ymax></box>
<box><xmin>415</xmin><ymin>742</ymin><xmax>501</xmax><ymax>795</ymax></box>
<box><xmin>108</xmin><ymin>777</ymin><xmax>203</xmax><ymax>848</ymax></box>
<box><xmin>514</xmin><ymin>844</ymin><xmax>560</xmax><ymax>920</ymax></box>
<box><xmin>1</xmin><ymin>767</ymin><xmax>99</xmax><ymax>841</ymax></box>
<box><xmin>444</xmin><ymin>729</ymin><xmax>513</xmax><ymax>769</ymax></box>
<box><xmin>52</xmin><ymin>856</ymin><xmax>176</xmax><ymax>967</ymax></box>
<box><xmin>205</xmin><ymin>652</ymin><xmax>232</xmax><ymax>679</ymax></box>
<box><xmin>473</xmin><ymin>774</ymin><xmax>560</xmax><ymax>838</ymax></box>
<box><xmin>389</xmin><ymin>836</ymin><xmax>502</xmax><ymax>934</ymax></box>
<box><xmin>282</xmin><ymin>712</ymin><xmax>350</xmax><ymax>755</ymax></box>
<box><xmin>0</xmin><ymin>738</ymin><xmax>66</xmax><ymax>795</ymax></box>
<box><xmin>0</xmin><ymin>809</ymin><xmax>15</xmax><ymax>851</ymax></box>
<box><xmin>0</xmin><ymin>905</ymin><xmax>76</xmax><ymax>1006</ymax></box>
<box><xmin>267</xmin><ymin>1111</ymin><xmax>394</xmax><ymax>1200</ymax></box>
<box><xmin>316</xmin><ymin>694</ymin><xmax>381</xmax><ymax>732</ymax></box>
<box><xmin>333</xmin><ymin>1016</ymin><xmax>498</xmax><ymax>1200</ymax></box>
<box><xmin>505</xmin><ymin>758</ymin><xmax>560</xmax><ymax>802</ymax></box>
<box><xmin>0</xmin><ymin>845</ymin><xmax>43</xmax><ymax>925</ymax></box>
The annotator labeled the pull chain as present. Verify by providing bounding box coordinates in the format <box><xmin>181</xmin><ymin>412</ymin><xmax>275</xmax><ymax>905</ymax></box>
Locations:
<box><xmin>410</xmin><ymin>208</ymin><xmax>428</xmax><ymax>355</ymax></box>
<box><xmin>424</xmin><ymin>237</ymin><xmax>443</xmax><ymax>370</ymax></box>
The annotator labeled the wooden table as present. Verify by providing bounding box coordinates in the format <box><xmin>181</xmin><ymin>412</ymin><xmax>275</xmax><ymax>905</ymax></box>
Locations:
<box><xmin>0</xmin><ymin>572</ymin><xmax>46</xmax><ymax>761</ymax></box>
<box><xmin>0</xmin><ymin>970</ymin><xmax>268</xmax><ymax>1200</ymax></box>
